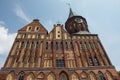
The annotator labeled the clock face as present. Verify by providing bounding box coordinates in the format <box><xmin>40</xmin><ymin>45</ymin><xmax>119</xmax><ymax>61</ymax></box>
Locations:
<box><xmin>75</xmin><ymin>18</ymin><xmax>82</xmax><ymax>23</ymax></box>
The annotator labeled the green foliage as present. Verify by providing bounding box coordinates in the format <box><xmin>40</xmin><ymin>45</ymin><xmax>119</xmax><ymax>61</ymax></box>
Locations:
<box><xmin>118</xmin><ymin>71</ymin><xmax>120</xmax><ymax>76</ymax></box>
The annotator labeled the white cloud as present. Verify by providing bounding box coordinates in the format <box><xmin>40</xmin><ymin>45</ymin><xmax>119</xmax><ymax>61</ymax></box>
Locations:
<box><xmin>0</xmin><ymin>22</ymin><xmax>17</xmax><ymax>54</ymax></box>
<box><xmin>0</xmin><ymin>21</ymin><xmax>5</xmax><ymax>25</ymax></box>
<box><xmin>14</xmin><ymin>5</ymin><xmax>31</xmax><ymax>23</ymax></box>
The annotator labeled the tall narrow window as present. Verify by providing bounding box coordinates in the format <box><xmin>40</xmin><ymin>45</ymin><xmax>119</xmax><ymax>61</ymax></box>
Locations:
<box><xmin>89</xmin><ymin>42</ymin><xmax>93</xmax><ymax>49</ymax></box>
<box><xmin>98</xmin><ymin>72</ymin><xmax>106</xmax><ymax>80</ymax></box>
<box><xmin>60</xmin><ymin>73</ymin><xmax>68</xmax><ymax>80</ymax></box>
<box><xmin>38</xmin><ymin>34</ymin><xmax>40</xmax><ymax>39</ymax></box>
<box><xmin>89</xmin><ymin>57</ymin><xmax>94</xmax><ymax>66</ymax></box>
<box><xmin>94</xmin><ymin>43</ymin><xmax>97</xmax><ymax>49</ymax></box>
<box><xmin>56</xmin><ymin>59</ymin><xmax>65</xmax><ymax>67</ymax></box>
<box><xmin>24</xmin><ymin>34</ymin><xmax>26</xmax><ymax>38</ymax></box>
<box><xmin>31</xmin><ymin>42</ymin><xmax>34</xmax><ymax>48</ymax></box>
<box><xmin>51</xmin><ymin>42</ymin><xmax>53</xmax><ymax>49</ymax></box>
<box><xmin>94</xmin><ymin>56</ymin><xmax>99</xmax><ymax>66</ymax></box>
<box><xmin>36</xmin><ymin>42</ymin><xmax>39</xmax><ymax>48</ymax></box>
<box><xmin>26</xmin><ymin>42</ymin><xmax>29</xmax><ymax>49</ymax></box>
<box><xmin>66</xmin><ymin>42</ymin><xmax>68</xmax><ymax>50</ymax></box>
<box><xmin>80</xmin><ymin>42</ymin><xmax>82</xmax><ymax>49</ymax></box>
<box><xmin>18</xmin><ymin>73</ymin><xmax>24</xmax><ymax>80</ymax></box>
<box><xmin>16</xmin><ymin>51</ymin><xmax>21</xmax><ymax>62</ymax></box>
<box><xmin>22</xmin><ymin>50</ymin><xmax>27</xmax><ymax>62</ymax></box>
<box><xmin>56</xmin><ymin>42</ymin><xmax>58</xmax><ymax>50</ymax></box>
<box><xmin>28</xmin><ymin>52</ymin><xmax>32</xmax><ymax>63</ymax></box>
<box><xmin>21</xmin><ymin>42</ymin><xmax>24</xmax><ymax>49</ymax></box>
<box><xmin>46</xmin><ymin>42</ymin><xmax>48</xmax><ymax>49</ymax></box>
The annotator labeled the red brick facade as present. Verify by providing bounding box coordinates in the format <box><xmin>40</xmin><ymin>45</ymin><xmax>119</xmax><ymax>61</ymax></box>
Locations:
<box><xmin>0</xmin><ymin>9</ymin><xmax>119</xmax><ymax>80</ymax></box>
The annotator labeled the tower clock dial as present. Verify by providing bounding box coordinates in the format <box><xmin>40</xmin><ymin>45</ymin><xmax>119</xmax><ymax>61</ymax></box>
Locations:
<box><xmin>74</xmin><ymin>18</ymin><xmax>82</xmax><ymax>23</ymax></box>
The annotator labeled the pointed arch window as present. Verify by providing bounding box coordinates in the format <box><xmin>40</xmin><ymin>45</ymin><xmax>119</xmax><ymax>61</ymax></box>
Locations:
<box><xmin>47</xmin><ymin>73</ymin><xmax>55</xmax><ymax>80</ymax></box>
<box><xmin>18</xmin><ymin>73</ymin><xmax>24</xmax><ymax>80</ymax></box>
<box><xmin>66</xmin><ymin>42</ymin><xmax>68</xmax><ymax>50</ymax></box>
<box><xmin>24</xmin><ymin>34</ymin><xmax>26</xmax><ymax>38</ymax></box>
<box><xmin>6</xmin><ymin>72</ymin><xmax>14</xmax><ymax>80</ymax></box>
<box><xmin>46</xmin><ymin>42</ymin><xmax>48</xmax><ymax>49</ymax></box>
<box><xmin>71</xmin><ymin>73</ymin><xmax>79</xmax><ymax>80</ymax></box>
<box><xmin>31</xmin><ymin>42</ymin><xmax>34</xmax><ymax>48</ymax></box>
<box><xmin>98</xmin><ymin>72</ymin><xmax>106</xmax><ymax>80</ymax></box>
<box><xmin>26</xmin><ymin>42</ymin><xmax>29</xmax><ymax>49</ymax></box>
<box><xmin>94</xmin><ymin>56</ymin><xmax>99</xmax><ymax>66</ymax></box>
<box><xmin>89</xmin><ymin>57</ymin><xmax>94</xmax><ymax>66</ymax></box>
<box><xmin>37</xmin><ymin>73</ymin><xmax>44</xmax><ymax>80</ymax></box>
<box><xmin>89</xmin><ymin>72</ymin><xmax>97</xmax><ymax>80</ymax></box>
<box><xmin>89</xmin><ymin>42</ymin><xmax>92</xmax><ymax>49</ymax></box>
<box><xmin>94</xmin><ymin>42</ymin><xmax>97</xmax><ymax>49</ymax></box>
<box><xmin>36</xmin><ymin>42</ymin><xmax>38</xmax><ymax>48</ymax></box>
<box><xmin>60</xmin><ymin>73</ymin><xmax>68</xmax><ymax>80</ymax></box>
<box><xmin>80</xmin><ymin>42</ymin><xmax>82</xmax><ymax>49</ymax></box>
<box><xmin>106</xmin><ymin>71</ymin><xmax>113</xmax><ymax>80</ymax></box>
<box><xmin>28</xmin><ymin>52</ymin><xmax>32</xmax><ymax>63</ymax></box>
<box><xmin>16</xmin><ymin>51</ymin><xmax>21</xmax><ymax>62</ymax></box>
<box><xmin>21</xmin><ymin>42</ymin><xmax>24</xmax><ymax>49</ymax></box>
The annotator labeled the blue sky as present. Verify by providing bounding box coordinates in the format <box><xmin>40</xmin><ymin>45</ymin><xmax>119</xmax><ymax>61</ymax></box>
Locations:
<box><xmin>0</xmin><ymin>0</ymin><xmax>120</xmax><ymax>71</ymax></box>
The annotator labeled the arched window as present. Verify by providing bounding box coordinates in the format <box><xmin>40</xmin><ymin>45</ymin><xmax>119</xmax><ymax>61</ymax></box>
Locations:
<box><xmin>18</xmin><ymin>72</ymin><xmax>24</xmax><ymax>80</ymax></box>
<box><xmin>80</xmin><ymin>42</ymin><xmax>82</xmax><ymax>49</ymax></box>
<box><xmin>47</xmin><ymin>73</ymin><xmax>55</xmax><ymax>80</ymax></box>
<box><xmin>89</xmin><ymin>72</ymin><xmax>97</xmax><ymax>80</ymax></box>
<box><xmin>66</xmin><ymin>42</ymin><xmax>68</xmax><ymax>50</ymax></box>
<box><xmin>94</xmin><ymin>56</ymin><xmax>99</xmax><ymax>66</ymax></box>
<box><xmin>89</xmin><ymin>57</ymin><xmax>94</xmax><ymax>66</ymax></box>
<box><xmin>27</xmin><ymin>73</ymin><xmax>34</xmax><ymax>80</ymax></box>
<box><xmin>60</xmin><ymin>72</ymin><xmax>68</xmax><ymax>80</ymax></box>
<box><xmin>36</xmin><ymin>42</ymin><xmax>39</xmax><ymax>48</ymax></box>
<box><xmin>71</xmin><ymin>73</ymin><xmax>79</xmax><ymax>80</ymax></box>
<box><xmin>24</xmin><ymin>34</ymin><xmax>26</xmax><ymax>38</ymax></box>
<box><xmin>6</xmin><ymin>72</ymin><xmax>14</xmax><ymax>80</ymax></box>
<box><xmin>106</xmin><ymin>71</ymin><xmax>113</xmax><ymax>80</ymax></box>
<box><xmin>26</xmin><ymin>42</ymin><xmax>29</xmax><ymax>49</ymax></box>
<box><xmin>37</xmin><ymin>72</ymin><xmax>44</xmax><ymax>80</ymax></box>
<box><xmin>46</xmin><ymin>42</ymin><xmax>48</xmax><ymax>49</ymax></box>
<box><xmin>21</xmin><ymin>42</ymin><xmax>24</xmax><ymax>49</ymax></box>
<box><xmin>98</xmin><ymin>72</ymin><xmax>106</xmax><ymax>80</ymax></box>
<box><xmin>31</xmin><ymin>42</ymin><xmax>34</xmax><ymax>48</ymax></box>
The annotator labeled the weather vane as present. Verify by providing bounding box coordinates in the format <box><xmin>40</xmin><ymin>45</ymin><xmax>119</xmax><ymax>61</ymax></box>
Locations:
<box><xmin>66</xmin><ymin>2</ymin><xmax>71</xmax><ymax>8</ymax></box>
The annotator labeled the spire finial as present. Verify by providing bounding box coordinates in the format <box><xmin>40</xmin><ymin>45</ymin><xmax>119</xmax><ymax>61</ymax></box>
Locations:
<box><xmin>66</xmin><ymin>2</ymin><xmax>71</xmax><ymax>8</ymax></box>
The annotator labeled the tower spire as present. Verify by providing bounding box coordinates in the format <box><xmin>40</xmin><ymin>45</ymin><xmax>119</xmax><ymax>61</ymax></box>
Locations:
<box><xmin>68</xmin><ymin>7</ymin><xmax>78</xmax><ymax>19</ymax></box>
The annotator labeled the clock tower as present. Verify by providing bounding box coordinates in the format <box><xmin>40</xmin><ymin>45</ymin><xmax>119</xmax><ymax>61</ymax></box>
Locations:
<box><xmin>65</xmin><ymin>8</ymin><xmax>89</xmax><ymax>34</ymax></box>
